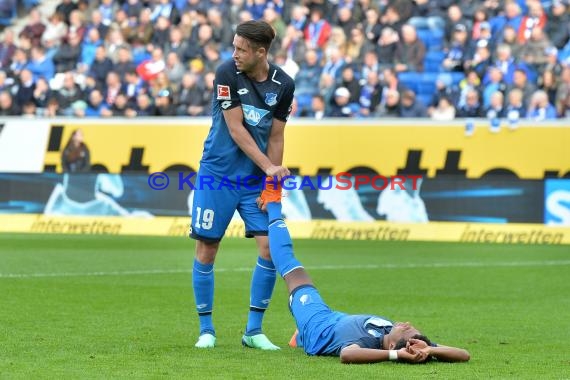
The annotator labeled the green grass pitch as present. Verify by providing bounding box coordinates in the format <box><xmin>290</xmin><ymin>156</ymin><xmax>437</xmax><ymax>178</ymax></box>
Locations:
<box><xmin>1</xmin><ymin>233</ymin><xmax>569</xmax><ymax>379</ymax></box>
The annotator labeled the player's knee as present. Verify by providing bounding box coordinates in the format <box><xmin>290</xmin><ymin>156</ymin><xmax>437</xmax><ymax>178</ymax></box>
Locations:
<box><xmin>195</xmin><ymin>241</ymin><xmax>219</xmax><ymax>264</ymax></box>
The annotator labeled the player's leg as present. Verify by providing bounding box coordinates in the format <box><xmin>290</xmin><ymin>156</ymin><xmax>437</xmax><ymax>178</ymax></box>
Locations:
<box><xmin>190</xmin><ymin>180</ymin><xmax>239</xmax><ymax>348</ymax></box>
<box><xmin>237</xmin><ymin>191</ymin><xmax>279</xmax><ymax>350</ymax></box>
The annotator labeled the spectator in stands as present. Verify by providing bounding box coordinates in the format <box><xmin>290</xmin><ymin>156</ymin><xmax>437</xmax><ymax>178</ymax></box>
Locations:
<box><xmin>359</xmin><ymin>50</ymin><xmax>379</xmax><ymax>85</ymax></box>
<box><xmin>520</xmin><ymin>27</ymin><xmax>553</xmax><ymax>73</ymax></box>
<box><xmin>174</xmin><ymin>72</ymin><xmax>201</xmax><ymax>116</ymax></box>
<box><xmin>444</xmin><ymin>5</ymin><xmax>471</xmax><ymax>44</ymax></box>
<box><xmin>9</xmin><ymin>48</ymin><xmax>28</xmax><ymax>78</ymax></box>
<box><xmin>400</xmin><ymin>90</ymin><xmax>428</xmax><ymax>118</ymax></box>
<box><xmin>489</xmin><ymin>0</ymin><xmax>522</xmax><ymax>41</ymax></box>
<box><xmin>328</xmin><ymin>86</ymin><xmax>358</xmax><ymax>117</ymax></box>
<box><xmin>545</xmin><ymin>0</ymin><xmax>569</xmax><ymax>50</ymax></box>
<box><xmin>128</xmin><ymin>7</ymin><xmax>153</xmax><ymax>45</ymax></box>
<box><xmin>263</xmin><ymin>7</ymin><xmax>286</xmax><ymax>49</ymax></box>
<box><xmin>14</xmin><ymin>68</ymin><xmax>35</xmax><ymax>106</ymax></box>
<box><xmin>539</xmin><ymin>69</ymin><xmax>559</xmax><ymax>105</ymax></box>
<box><xmin>41</xmin><ymin>12</ymin><xmax>68</xmax><ymax>49</ymax></box>
<box><xmin>505</xmin><ymin>88</ymin><xmax>526</xmax><ymax>119</ymax></box>
<box><xmin>88</xmin><ymin>45</ymin><xmax>113</xmax><ymax>88</ymax></box>
<box><xmin>527</xmin><ymin>90</ymin><xmax>557</xmax><ymax>120</ymax></box>
<box><xmin>506</xmin><ymin>68</ymin><xmax>536</xmax><ymax>108</ymax></box>
<box><xmin>430</xmin><ymin>96</ymin><xmax>456</xmax><ymax>121</ymax></box>
<box><xmin>0</xmin><ymin>91</ymin><xmax>20</xmax><ymax>116</ymax></box>
<box><xmin>0</xmin><ymin>0</ymin><xmax>16</xmax><ymax>22</ymax></box>
<box><xmin>105</xmin><ymin>27</ymin><xmax>127</xmax><ymax>63</ymax></box>
<box><xmin>164</xmin><ymin>26</ymin><xmax>188</xmax><ymax>60</ymax></box>
<box><xmin>471</xmin><ymin>8</ymin><xmax>490</xmax><ymax>41</ymax></box>
<box><xmin>53</xmin><ymin>33</ymin><xmax>82</xmax><ymax>73</ymax></box>
<box><xmin>183</xmin><ymin>23</ymin><xmax>214</xmax><ymax>63</ymax></box>
<box><xmin>485</xmin><ymin>91</ymin><xmax>505</xmax><ymax>119</ymax></box>
<box><xmin>103</xmin><ymin>71</ymin><xmax>123</xmax><ymax>108</ymax></box>
<box><xmin>123</xmin><ymin>71</ymin><xmax>144</xmax><ymax>103</ymax></box>
<box><xmin>457</xmin><ymin>89</ymin><xmax>483</xmax><ymax>117</ymax></box>
<box><xmin>152</xmin><ymin>16</ymin><xmax>172</xmax><ymax>48</ymax></box>
<box><xmin>361</xmin><ymin>8</ymin><xmax>381</xmax><ymax>45</ymax></box>
<box><xmin>27</xmin><ymin>45</ymin><xmax>55</xmax><ymax>81</ymax></box>
<box><xmin>336</xmin><ymin>6</ymin><xmax>357</xmax><ymax>40</ymax></box>
<box><xmin>22</xmin><ymin>101</ymin><xmax>38</xmax><ymax>118</ymax></box>
<box><xmin>375</xmin><ymin>89</ymin><xmax>401</xmax><ymax>118</ymax></box>
<box><xmin>518</xmin><ymin>0</ymin><xmax>547</xmax><ymax>43</ymax></box>
<box><xmin>80</xmin><ymin>28</ymin><xmax>103</xmax><ymax>71</ymax></box>
<box><xmin>151</xmin><ymin>0</ymin><xmax>180</xmax><ymax>25</ymax></box>
<box><xmin>501</xmin><ymin>25</ymin><xmax>523</xmax><ymax>62</ymax></box>
<box><xmin>55</xmin><ymin>71</ymin><xmax>84</xmax><ymax>116</ymax></box>
<box><xmin>0</xmin><ymin>70</ymin><xmax>13</xmax><ymax>93</ymax></box>
<box><xmin>97</xmin><ymin>0</ymin><xmax>116</xmax><ymax>26</ymax></box>
<box><xmin>309</xmin><ymin>94</ymin><xmax>326</xmax><ymax>120</ymax></box>
<box><xmin>61</xmin><ymin>129</ymin><xmax>90</xmax><ymax>173</ymax></box>
<box><xmin>488</xmin><ymin>44</ymin><xmax>518</xmax><ymax>85</ymax></box>
<box><xmin>380</xmin><ymin>5</ymin><xmax>405</xmax><ymax>32</ymax></box>
<box><xmin>109</xmin><ymin>92</ymin><xmax>129</xmax><ymax>116</ymax></box>
<box><xmin>164</xmin><ymin>52</ymin><xmax>185</xmax><ymax>90</ymax></box>
<box><xmin>338</xmin><ymin>65</ymin><xmax>361</xmax><ymax>104</ymax></box>
<box><xmin>109</xmin><ymin>9</ymin><xmax>132</xmax><ymax>42</ymax></box>
<box><xmin>113</xmin><ymin>46</ymin><xmax>136</xmax><ymax>78</ymax></box>
<box><xmin>0</xmin><ymin>29</ymin><xmax>16</xmax><ymax>70</ymax></box>
<box><xmin>85</xmin><ymin>9</ymin><xmax>109</xmax><ymax>41</ymax></box>
<box><xmin>465</xmin><ymin>41</ymin><xmax>492</xmax><ymax>79</ymax></box>
<box><xmin>122</xmin><ymin>0</ymin><xmax>143</xmax><ymax>20</ymax></box>
<box><xmin>345</xmin><ymin>27</ymin><xmax>369</xmax><ymax>65</ymax></box>
<box><xmin>84</xmin><ymin>89</ymin><xmax>107</xmax><ymax>117</ymax></box>
<box><xmin>372</xmin><ymin>26</ymin><xmax>397</xmax><ymax>70</ymax></box>
<box><xmin>442</xmin><ymin>24</ymin><xmax>469</xmax><ymax>72</ymax></box>
<box><xmin>18</xmin><ymin>8</ymin><xmax>45</xmax><ymax>47</ymax></box>
<box><xmin>304</xmin><ymin>8</ymin><xmax>331</xmax><ymax>50</ymax></box>
<box><xmin>482</xmin><ymin>66</ymin><xmax>507</xmax><ymax>108</ymax></box>
<box><xmin>358</xmin><ymin>70</ymin><xmax>382</xmax><ymax>117</ymax></box>
<box><xmin>65</xmin><ymin>9</ymin><xmax>86</xmax><ymax>43</ymax></box>
<box><xmin>205</xmin><ymin>10</ymin><xmax>232</xmax><ymax>51</ymax></box>
<box><xmin>394</xmin><ymin>24</ymin><xmax>426</xmax><ymax>72</ymax></box>
<box><xmin>431</xmin><ymin>73</ymin><xmax>459</xmax><ymax>109</ymax></box>
<box><xmin>294</xmin><ymin>49</ymin><xmax>322</xmax><ymax>116</ymax></box>
<box><xmin>153</xmin><ymin>88</ymin><xmax>176</xmax><ymax>116</ymax></box>
<box><xmin>128</xmin><ymin>92</ymin><xmax>155</xmax><ymax>117</ymax></box>
<box><xmin>32</xmin><ymin>77</ymin><xmax>52</xmax><ymax>112</ymax></box>
<box><xmin>555</xmin><ymin>66</ymin><xmax>570</xmax><ymax>118</ymax></box>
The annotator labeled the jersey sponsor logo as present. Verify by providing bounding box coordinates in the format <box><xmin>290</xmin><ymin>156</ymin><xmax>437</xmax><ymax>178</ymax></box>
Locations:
<box><xmin>237</xmin><ymin>88</ymin><xmax>249</xmax><ymax>95</ymax></box>
<box><xmin>242</xmin><ymin>104</ymin><xmax>270</xmax><ymax>126</ymax></box>
<box><xmin>221</xmin><ymin>100</ymin><xmax>232</xmax><ymax>109</ymax></box>
<box><xmin>265</xmin><ymin>93</ymin><xmax>278</xmax><ymax>106</ymax></box>
<box><xmin>299</xmin><ymin>294</ymin><xmax>312</xmax><ymax>305</ymax></box>
<box><xmin>217</xmin><ymin>85</ymin><xmax>231</xmax><ymax>100</ymax></box>
<box><xmin>197</xmin><ymin>303</ymin><xmax>208</xmax><ymax>309</ymax></box>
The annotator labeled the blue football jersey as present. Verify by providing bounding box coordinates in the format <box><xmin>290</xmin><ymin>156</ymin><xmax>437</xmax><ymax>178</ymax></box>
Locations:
<box><xmin>199</xmin><ymin>60</ymin><xmax>295</xmax><ymax>181</ymax></box>
<box><xmin>322</xmin><ymin>315</ymin><xmax>394</xmax><ymax>356</ymax></box>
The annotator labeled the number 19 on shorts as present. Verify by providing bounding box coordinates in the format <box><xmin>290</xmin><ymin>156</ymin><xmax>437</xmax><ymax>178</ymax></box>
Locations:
<box><xmin>194</xmin><ymin>207</ymin><xmax>214</xmax><ymax>230</ymax></box>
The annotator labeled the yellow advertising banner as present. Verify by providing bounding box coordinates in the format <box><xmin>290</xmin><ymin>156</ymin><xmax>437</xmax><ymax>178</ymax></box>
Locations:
<box><xmin>1</xmin><ymin>215</ymin><xmax>569</xmax><ymax>245</ymax></box>
<box><xmin>44</xmin><ymin>122</ymin><xmax>570</xmax><ymax>179</ymax></box>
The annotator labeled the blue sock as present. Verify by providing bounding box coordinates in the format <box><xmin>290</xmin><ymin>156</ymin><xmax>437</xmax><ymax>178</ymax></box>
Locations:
<box><xmin>192</xmin><ymin>259</ymin><xmax>215</xmax><ymax>336</ymax></box>
<box><xmin>266</xmin><ymin>203</ymin><xmax>303</xmax><ymax>278</ymax></box>
<box><xmin>246</xmin><ymin>256</ymin><xmax>276</xmax><ymax>335</ymax></box>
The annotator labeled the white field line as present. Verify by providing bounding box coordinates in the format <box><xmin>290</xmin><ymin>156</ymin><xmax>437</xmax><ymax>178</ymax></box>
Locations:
<box><xmin>1</xmin><ymin>260</ymin><xmax>570</xmax><ymax>279</ymax></box>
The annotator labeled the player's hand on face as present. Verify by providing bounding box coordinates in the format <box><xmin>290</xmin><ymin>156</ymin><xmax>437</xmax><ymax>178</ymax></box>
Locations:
<box><xmin>265</xmin><ymin>165</ymin><xmax>290</xmax><ymax>180</ymax></box>
<box><xmin>396</xmin><ymin>348</ymin><xmax>428</xmax><ymax>364</ymax></box>
<box><xmin>406</xmin><ymin>338</ymin><xmax>429</xmax><ymax>351</ymax></box>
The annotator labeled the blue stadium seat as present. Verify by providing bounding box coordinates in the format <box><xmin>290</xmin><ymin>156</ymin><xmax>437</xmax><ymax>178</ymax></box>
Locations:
<box><xmin>424</xmin><ymin>51</ymin><xmax>445</xmax><ymax>72</ymax></box>
<box><xmin>417</xmin><ymin>94</ymin><xmax>433</xmax><ymax>108</ymax></box>
<box><xmin>0</xmin><ymin>2</ymin><xmax>17</xmax><ymax>27</ymax></box>
<box><xmin>416</xmin><ymin>28</ymin><xmax>444</xmax><ymax>51</ymax></box>
<box><xmin>450</xmin><ymin>72</ymin><xmax>466</xmax><ymax>85</ymax></box>
<box><xmin>398</xmin><ymin>72</ymin><xmax>421</xmax><ymax>92</ymax></box>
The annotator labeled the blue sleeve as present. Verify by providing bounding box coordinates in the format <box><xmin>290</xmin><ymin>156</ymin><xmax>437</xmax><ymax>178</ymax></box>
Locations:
<box><xmin>214</xmin><ymin>61</ymin><xmax>241</xmax><ymax>111</ymax></box>
<box><xmin>273</xmin><ymin>75</ymin><xmax>295</xmax><ymax>122</ymax></box>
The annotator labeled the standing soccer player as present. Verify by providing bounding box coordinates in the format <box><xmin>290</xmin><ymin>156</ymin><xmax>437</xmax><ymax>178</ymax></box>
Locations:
<box><xmin>190</xmin><ymin>20</ymin><xmax>295</xmax><ymax>349</ymax></box>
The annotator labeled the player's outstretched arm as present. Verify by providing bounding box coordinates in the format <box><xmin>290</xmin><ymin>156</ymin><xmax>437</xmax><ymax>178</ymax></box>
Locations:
<box><xmin>407</xmin><ymin>339</ymin><xmax>470</xmax><ymax>362</ymax></box>
<box><xmin>339</xmin><ymin>344</ymin><xmax>427</xmax><ymax>364</ymax></box>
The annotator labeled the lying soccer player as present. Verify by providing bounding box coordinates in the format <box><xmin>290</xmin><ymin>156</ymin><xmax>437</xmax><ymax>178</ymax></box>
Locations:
<box><xmin>257</xmin><ymin>179</ymin><xmax>471</xmax><ymax>364</ymax></box>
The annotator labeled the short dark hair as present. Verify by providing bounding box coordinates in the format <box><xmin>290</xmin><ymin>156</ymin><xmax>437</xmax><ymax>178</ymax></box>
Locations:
<box><xmin>236</xmin><ymin>20</ymin><xmax>275</xmax><ymax>52</ymax></box>
<box><xmin>393</xmin><ymin>334</ymin><xmax>433</xmax><ymax>363</ymax></box>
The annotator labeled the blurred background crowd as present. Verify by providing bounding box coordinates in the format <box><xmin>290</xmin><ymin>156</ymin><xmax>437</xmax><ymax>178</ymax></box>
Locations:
<box><xmin>0</xmin><ymin>0</ymin><xmax>569</xmax><ymax>120</ymax></box>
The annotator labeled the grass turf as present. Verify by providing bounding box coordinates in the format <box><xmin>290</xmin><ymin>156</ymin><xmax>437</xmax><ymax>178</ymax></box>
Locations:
<box><xmin>0</xmin><ymin>233</ymin><xmax>569</xmax><ymax>379</ymax></box>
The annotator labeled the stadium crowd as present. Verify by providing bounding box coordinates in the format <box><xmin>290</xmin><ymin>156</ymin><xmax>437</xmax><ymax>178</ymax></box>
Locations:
<box><xmin>0</xmin><ymin>0</ymin><xmax>569</xmax><ymax>120</ymax></box>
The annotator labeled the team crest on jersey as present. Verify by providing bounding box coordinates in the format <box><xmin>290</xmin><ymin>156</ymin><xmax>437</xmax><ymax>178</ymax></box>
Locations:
<box><xmin>217</xmin><ymin>85</ymin><xmax>231</xmax><ymax>100</ymax></box>
<box><xmin>242</xmin><ymin>104</ymin><xmax>270</xmax><ymax>127</ymax></box>
<box><xmin>265</xmin><ymin>93</ymin><xmax>278</xmax><ymax>106</ymax></box>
